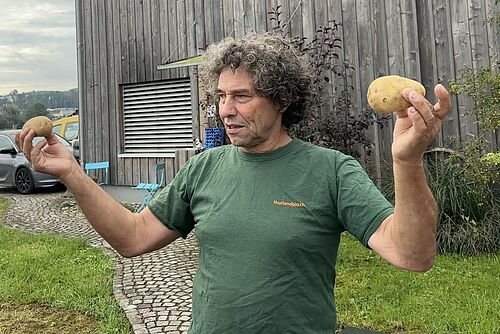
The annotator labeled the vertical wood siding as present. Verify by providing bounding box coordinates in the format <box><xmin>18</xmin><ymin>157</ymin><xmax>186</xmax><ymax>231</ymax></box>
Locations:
<box><xmin>77</xmin><ymin>0</ymin><xmax>499</xmax><ymax>186</ymax></box>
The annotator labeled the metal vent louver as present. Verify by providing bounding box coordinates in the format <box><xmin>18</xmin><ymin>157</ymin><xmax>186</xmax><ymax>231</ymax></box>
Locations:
<box><xmin>122</xmin><ymin>78</ymin><xmax>193</xmax><ymax>154</ymax></box>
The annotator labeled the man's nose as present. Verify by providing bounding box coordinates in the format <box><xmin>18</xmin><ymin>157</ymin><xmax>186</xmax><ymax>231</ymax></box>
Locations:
<box><xmin>219</xmin><ymin>97</ymin><xmax>237</xmax><ymax>118</ymax></box>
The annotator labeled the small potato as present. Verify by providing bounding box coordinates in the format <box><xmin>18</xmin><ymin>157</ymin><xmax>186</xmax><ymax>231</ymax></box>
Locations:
<box><xmin>22</xmin><ymin>116</ymin><xmax>53</xmax><ymax>137</ymax></box>
<box><xmin>367</xmin><ymin>75</ymin><xmax>425</xmax><ymax>113</ymax></box>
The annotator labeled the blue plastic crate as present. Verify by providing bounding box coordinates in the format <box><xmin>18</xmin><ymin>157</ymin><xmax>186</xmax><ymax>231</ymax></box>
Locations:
<box><xmin>205</xmin><ymin>127</ymin><xmax>225</xmax><ymax>149</ymax></box>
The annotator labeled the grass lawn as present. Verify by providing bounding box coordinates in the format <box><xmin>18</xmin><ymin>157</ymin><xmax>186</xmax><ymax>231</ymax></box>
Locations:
<box><xmin>0</xmin><ymin>196</ymin><xmax>132</xmax><ymax>334</ymax></box>
<box><xmin>336</xmin><ymin>234</ymin><xmax>500</xmax><ymax>334</ymax></box>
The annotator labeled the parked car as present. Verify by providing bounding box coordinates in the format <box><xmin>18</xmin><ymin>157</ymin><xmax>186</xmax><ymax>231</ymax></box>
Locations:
<box><xmin>53</xmin><ymin>114</ymin><xmax>79</xmax><ymax>161</ymax></box>
<box><xmin>52</xmin><ymin>115</ymin><xmax>79</xmax><ymax>141</ymax></box>
<box><xmin>0</xmin><ymin>130</ymin><xmax>75</xmax><ymax>194</ymax></box>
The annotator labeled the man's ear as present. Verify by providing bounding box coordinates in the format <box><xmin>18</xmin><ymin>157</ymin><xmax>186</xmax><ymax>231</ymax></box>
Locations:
<box><xmin>277</xmin><ymin>103</ymin><xmax>289</xmax><ymax>114</ymax></box>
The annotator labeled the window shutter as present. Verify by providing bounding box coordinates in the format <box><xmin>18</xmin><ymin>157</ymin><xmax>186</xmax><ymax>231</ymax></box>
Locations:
<box><xmin>122</xmin><ymin>78</ymin><xmax>193</xmax><ymax>155</ymax></box>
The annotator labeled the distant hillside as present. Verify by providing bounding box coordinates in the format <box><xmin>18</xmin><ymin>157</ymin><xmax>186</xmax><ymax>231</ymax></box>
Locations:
<box><xmin>0</xmin><ymin>89</ymin><xmax>78</xmax><ymax>110</ymax></box>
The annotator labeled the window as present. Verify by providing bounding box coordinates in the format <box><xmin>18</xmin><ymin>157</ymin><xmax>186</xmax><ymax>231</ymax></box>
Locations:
<box><xmin>53</xmin><ymin>124</ymin><xmax>62</xmax><ymax>136</ymax></box>
<box><xmin>64</xmin><ymin>122</ymin><xmax>79</xmax><ymax>141</ymax></box>
<box><xmin>0</xmin><ymin>135</ymin><xmax>14</xmax><ymax>152</ymax></box>
<box><xmin>121</xmin><ymin>78</ymin><xmax>194</xmax><ymax>157</ymax></box>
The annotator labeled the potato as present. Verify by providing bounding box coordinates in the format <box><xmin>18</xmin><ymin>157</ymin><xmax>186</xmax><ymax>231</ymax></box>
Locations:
<box><xmin>22</xmin><ymin>116</ymin><xmax>53</xmax><ymax>137</ymax></box>
<box><xmin>367</xmin><ymin>75</ymin><xmax>425</xmax><ymax>113</ymax></box>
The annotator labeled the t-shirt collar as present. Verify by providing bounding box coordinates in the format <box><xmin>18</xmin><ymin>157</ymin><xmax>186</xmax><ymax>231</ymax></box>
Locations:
<box><xmin>235</xmin><ymin>138</ymin><xmax>301</xmax><ymax>161</ymax></box>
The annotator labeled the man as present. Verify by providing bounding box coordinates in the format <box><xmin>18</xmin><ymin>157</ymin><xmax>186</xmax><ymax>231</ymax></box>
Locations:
<box><xmin>17</xmin><ymin>33</ymin><xmax>452</xmax><ymax>333</ymax></box>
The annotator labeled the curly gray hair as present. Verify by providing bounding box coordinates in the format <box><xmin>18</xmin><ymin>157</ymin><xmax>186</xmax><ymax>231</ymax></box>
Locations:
<box><xmin>199</xmin><ymin>33</ymin><xmax>312</xmax><ymax>128</ymax></box>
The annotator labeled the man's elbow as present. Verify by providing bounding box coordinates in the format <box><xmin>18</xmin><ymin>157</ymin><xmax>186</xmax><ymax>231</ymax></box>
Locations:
<box><xmin>404</xmin><ymin>254</ymin><xmax>436</xmax><ymax>272</ymax></box>
<box><xmin>115</xmin><ymin>245</ymin><xmax>141</xmax><ymax>258</ymax></box>
<box><xmin>118</xmin><ymin>250</ymin><xmax>138</xmax><ymax>258</ymax></box>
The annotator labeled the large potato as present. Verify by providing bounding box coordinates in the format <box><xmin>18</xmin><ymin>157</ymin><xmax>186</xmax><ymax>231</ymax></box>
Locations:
<box><xmin>22</xmin><ymin>116</ymin><xmax>53</xmax><ymax>137</ymax></box>
<box><xmin>367</xmin><ymin>75</ymin><xmax>425</xmax><ymax>113</ymax></box>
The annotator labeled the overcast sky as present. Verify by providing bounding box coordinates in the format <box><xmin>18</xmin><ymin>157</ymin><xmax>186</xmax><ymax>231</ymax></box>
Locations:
<box><xmin>0</xmin><ymin>0</ymin><xmax>77</xmax><ymax>96</ymax></box>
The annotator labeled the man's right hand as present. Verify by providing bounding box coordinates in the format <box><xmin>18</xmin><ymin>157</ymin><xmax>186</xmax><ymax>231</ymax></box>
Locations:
<box><xmin>15</xmin><ymin>129</ymin><xmax>79</xmax><ymax>183</ymax></box>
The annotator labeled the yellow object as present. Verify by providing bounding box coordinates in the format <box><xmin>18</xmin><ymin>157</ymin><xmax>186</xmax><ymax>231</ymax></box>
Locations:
<box><xmin>367</xmin><ymin>75</ymin><xmax>425</xmax><ymax>113</ymax></box>
<box><xmin>22</xmin><ymin>116</ymin><xmax>53</xmax><ymax>137</ymax></box>
<box><xmin>52</xmin><ymin>115</ymin><xmax>79</xmax><ymax>142</ymax></box>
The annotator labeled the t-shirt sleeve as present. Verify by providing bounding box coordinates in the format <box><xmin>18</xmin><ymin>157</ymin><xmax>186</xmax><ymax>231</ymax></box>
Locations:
<box><xmin>148</xmin><ymin>162</ymin><xmax>195</xmax><ymax>239</ymax></box>
<box><xmin>335</xmin><ymin>157</ymin><xmax>394</xmax><ymax>247</ymax></box>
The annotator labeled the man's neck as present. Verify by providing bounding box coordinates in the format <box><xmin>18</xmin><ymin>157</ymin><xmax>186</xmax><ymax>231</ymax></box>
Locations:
<box><xmin>240</xmin><ymin>132</ymin><xmax>292</xmax><ymax>153</ymax></box>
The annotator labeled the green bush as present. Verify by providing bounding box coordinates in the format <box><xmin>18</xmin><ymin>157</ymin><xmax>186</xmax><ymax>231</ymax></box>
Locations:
<box><xmin>449</xmin><ymin>63</ymin><xmax>500</xmax><ymax>133</ymax></box>
<box><xmin>421</xmin><ymin>38</ymin><xmax>500</xmax><ymax>255</ymax></box>
<box><xmin>425</xmin><ymin>149</ymin><xmax>500</xmax><ymax>255</ymax></box>
<box><xmin>379</xmin><ymin>144</ymin><xmax>500</xmax><ymax>256</ymax></box>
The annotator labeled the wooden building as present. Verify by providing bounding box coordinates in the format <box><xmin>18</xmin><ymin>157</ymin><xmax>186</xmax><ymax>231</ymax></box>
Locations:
<box><xmin>75</xmin><ymin>0</ymin><xmax>499</xmax><ymax>186</ymax></box>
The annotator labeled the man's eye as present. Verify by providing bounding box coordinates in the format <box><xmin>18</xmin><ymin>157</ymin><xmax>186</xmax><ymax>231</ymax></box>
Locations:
<box><xmin>235</xmin><ymin>94</ymin><xmax>249</xmax><ymax>101</ymax></box>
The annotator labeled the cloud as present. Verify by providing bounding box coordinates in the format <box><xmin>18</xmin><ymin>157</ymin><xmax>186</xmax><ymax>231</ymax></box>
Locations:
<box><xmin>0</xmin><ymin>0</ymin><xmax>77</xmax><ymax>95</ymax></box>
<box><xmin>1</xmin><ymin>1</ymin><xmax>74</xmax><ymax>28</ymax></box>
<box><xmin>0</xmin><ymin>28</ymin><xmax>75</xmax><ymax>46</ymax></box>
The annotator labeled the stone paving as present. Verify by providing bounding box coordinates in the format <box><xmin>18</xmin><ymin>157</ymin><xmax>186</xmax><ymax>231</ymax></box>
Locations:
<box><xmin>0</xmin><ymin>188</ymin><xmax>198</xmax><ymax>334</ymax></box>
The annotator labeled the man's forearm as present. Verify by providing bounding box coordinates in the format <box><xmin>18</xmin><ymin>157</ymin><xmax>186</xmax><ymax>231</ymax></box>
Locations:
<box><xmin>60</xmin><ymin>163</ymin><xmax>139</xmax><ymax>256</ymax></box>
<box><xmin>391</xmin><ymin>160</ymin><xmax>437</xmax><ymax>270</ymax></box>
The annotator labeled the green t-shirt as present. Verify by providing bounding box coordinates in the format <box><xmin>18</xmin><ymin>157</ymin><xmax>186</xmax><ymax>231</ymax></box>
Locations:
<box><xmin>149</xmin><ymin>139</ymin><xmax>393</xmax><ymax>333</ymax></box>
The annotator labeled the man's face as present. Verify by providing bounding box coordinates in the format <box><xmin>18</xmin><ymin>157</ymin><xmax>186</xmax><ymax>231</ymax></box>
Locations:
<box><xmin>217</xmin><ymin>68</ymin><xmax>284</xmax><ymax>152</ymax></box>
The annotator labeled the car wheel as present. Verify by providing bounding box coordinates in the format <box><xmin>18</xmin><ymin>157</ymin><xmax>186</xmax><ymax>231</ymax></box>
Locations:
<box><xmin>15</xmin><ymin>167</ymin><xmax>35</xmax><ymax>194</ymax></box>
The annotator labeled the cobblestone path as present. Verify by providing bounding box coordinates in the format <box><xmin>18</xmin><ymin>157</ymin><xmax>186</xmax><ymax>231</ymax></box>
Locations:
<box><xmin>0</xmin><ymin>189</ymin><xmax>198</xmax><ymax>334</ymax></box>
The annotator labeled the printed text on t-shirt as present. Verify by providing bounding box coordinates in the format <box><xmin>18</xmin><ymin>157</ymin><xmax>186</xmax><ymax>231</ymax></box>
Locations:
<box><xmin>273</xmin><ymin>200</ymin><xmax>306</xmax><ymax>208</ymax></box>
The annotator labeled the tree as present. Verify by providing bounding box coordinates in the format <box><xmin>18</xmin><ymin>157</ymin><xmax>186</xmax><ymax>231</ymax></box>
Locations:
<box><xmin>0</xmin><ymin>89</ymin><xmax>78</xmax><ymax>110</ymax></box>
<box><xmin>0</xmin><ymin>104</ymin><xmax>22</xmax><ymax>130</ymax></box>
<box><xmin>23</xmin><ymin>102</ymin><xmax>49</xmax><ymax>122</ymax></box>
<box><xmin>7</xmin><ymin>89</ymin><xmax>18</xmax><ymax>105</ymax></box>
